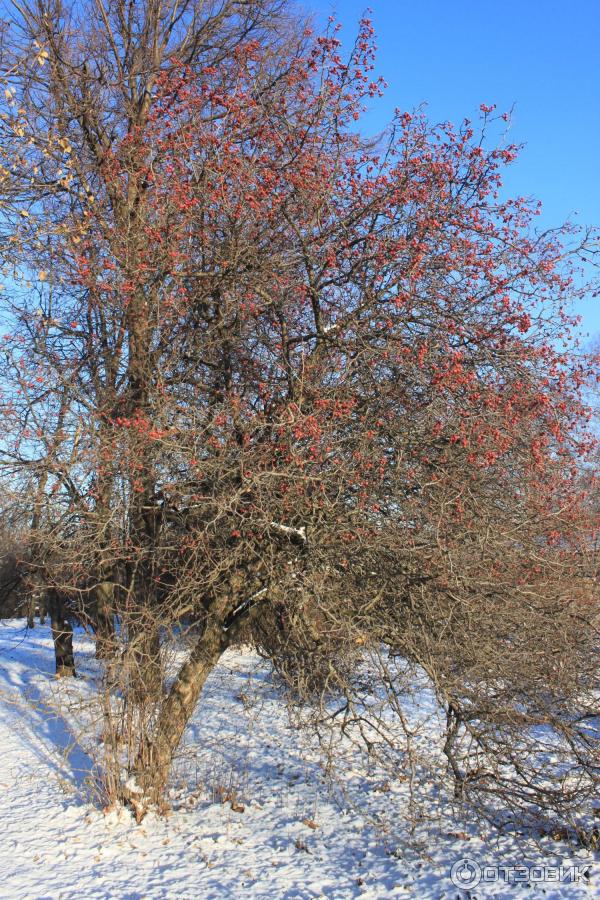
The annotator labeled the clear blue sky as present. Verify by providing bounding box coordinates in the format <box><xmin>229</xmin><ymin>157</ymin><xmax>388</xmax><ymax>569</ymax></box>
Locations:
<box><xmin>308</xmin><ymin>0</ymin><xmax>600</xmax><ymax>343</ymax></box>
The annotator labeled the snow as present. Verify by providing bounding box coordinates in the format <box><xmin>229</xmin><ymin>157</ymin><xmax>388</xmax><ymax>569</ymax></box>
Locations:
<box><xmin>124</xmin><ymin>776</ymin><xmax>144</xmax><ymax>796</ymax></box>
<box><xmin>269</xmin><ymin>522</ymin><xmax>308</xmax><ymax>543</ymax></box>
<box><xmin>0</xmin><ymin>618</ymin><xmax>596</xmax><ymax>899</ymax></box>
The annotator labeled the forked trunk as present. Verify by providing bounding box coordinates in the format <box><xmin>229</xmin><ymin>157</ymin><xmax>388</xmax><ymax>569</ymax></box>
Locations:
<box><xmin>135</xmin><ymin>623</ymin><xmax>227</xmax><ymax>805</ymax></box>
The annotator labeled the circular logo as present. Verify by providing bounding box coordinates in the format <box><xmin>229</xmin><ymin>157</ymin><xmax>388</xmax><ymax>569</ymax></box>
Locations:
<box><xmin>450</xmin><ymin>858</ymin><xmax>482</xmax><ymax>890</ymax></box>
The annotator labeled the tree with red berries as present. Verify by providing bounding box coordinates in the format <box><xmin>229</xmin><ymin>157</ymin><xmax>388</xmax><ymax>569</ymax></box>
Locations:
<box><xmin>0</xmin><ymin>0</ymin><xmax>597</xmax><ymax>828</ymax></box>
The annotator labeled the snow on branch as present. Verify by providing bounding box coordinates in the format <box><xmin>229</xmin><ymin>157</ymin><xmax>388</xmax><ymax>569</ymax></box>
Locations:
<box><xmin>269</xmin><ymin>521</ymin><xmax>307</xmax><ymax>544</ymax></box>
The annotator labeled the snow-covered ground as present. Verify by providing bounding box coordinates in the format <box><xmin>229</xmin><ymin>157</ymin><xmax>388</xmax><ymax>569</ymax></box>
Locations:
<box><xmin>0</xmin><ymin>618</ymin><xmax>596</xmax><ymax>899</ymax></box>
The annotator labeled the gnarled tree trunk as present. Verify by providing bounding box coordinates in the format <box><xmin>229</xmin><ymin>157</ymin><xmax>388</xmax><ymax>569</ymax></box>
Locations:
<box><xmin>135</xmin><ymin>622</ymin><xmax>227</xmax><ymax>804</ymax></box>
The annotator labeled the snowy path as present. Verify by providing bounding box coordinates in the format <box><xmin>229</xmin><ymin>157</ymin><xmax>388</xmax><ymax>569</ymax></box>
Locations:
<box><xmin>0</xmin><ymin>620</ymin><xmax>595</xmax><ymax>899</ymax></box>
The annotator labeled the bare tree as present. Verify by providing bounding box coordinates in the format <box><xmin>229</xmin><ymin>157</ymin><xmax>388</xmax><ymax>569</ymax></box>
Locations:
<box><xmin>0</xmin><ymin>3</ymin><xmax>597</xmax><ymax>834</ymax></box>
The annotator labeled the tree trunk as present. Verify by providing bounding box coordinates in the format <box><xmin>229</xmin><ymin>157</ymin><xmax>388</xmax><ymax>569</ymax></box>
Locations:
<box><xmin>94</xmin><ymin>582</ymin><xmax>115</xmax><ymax>659</ymax></box>
<box><xmin>26</xmin><ymin>597</ymin><xmax>35</xmax><ymax>629</ymax></box>
<box><xmin>26</xmin><ymin>593</ymin><xmax>47</xmax><ymax>627</ymax></box>
<box><xmin>128</xmin><ymin>614</ymin><xmax>163</xmax><ymax>703</ymax></box>
<box><xmin>47</xmin><ymin>589</ymin><xmax>76</xmax><ymax>677</ymax></box>
<box><xmin>136</xmin><ymin>623</ymin><xmax>226</xmax><ymax>803</ymax></box>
